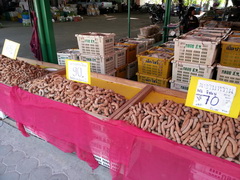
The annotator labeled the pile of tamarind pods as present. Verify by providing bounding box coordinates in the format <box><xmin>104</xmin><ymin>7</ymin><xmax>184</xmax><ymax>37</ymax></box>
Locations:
<box><xmin>121</xmin><ymin>99</ymin><xmax>240</xmax><ymax>164</ymax></box>
<box><xmin>0</xmin><ymin>57</ymin><xmax>49</xmax><ymax>86</ymax></box>
<box><xmin>21</xmin><ymin>74</ymin><xmax>127</xmax><ymax>117</ymax></box>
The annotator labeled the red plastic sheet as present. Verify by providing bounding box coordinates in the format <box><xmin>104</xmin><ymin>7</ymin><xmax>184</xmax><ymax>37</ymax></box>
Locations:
<box><xmin>0</xmin><ymin>83</ymin><xmax>13</xmax><ymax>116</ymax></box>
<box><xmin>7</xmin><ymin>87</ymin><xmax>240</xmax><ymax>180</ymax></box>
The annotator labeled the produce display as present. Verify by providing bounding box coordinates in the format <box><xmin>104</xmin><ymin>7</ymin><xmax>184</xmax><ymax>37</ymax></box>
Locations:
<box><xmin>181</xmin><ymin>35</ymin><xmax>222</xmax><ymax>41</ymax></box>
<box><xmin>180</xmin><ymin>27</ymin><xmax>230</xmax><ymax>42</ymax></box>
<box><xmin>0</xmin><ymin>56</ymin><xmax>49</xmax><ymax>86</ymax></box>
<box><xmin>141</xmin><ymin>51</ymin><xmax>173</xmax><ymax>59</ymax></box>
<box><xmin>227</xmin><ymin>36</ymin><xmax>240</xmax><ymax>42</ymax></box>
<box><xmin>20</xmin><ymin>74</ymin><xmax>127</xmax><ymax>117</ymax></box>
<box><xmin>149</xmin><ymin>47</ymin><xmax>174</xmax><ymax>54</ymax></box>
<box><xmin>121</xmin><ymin>99</ymin><xmax>240</xmax><ymax>164</ymax></box>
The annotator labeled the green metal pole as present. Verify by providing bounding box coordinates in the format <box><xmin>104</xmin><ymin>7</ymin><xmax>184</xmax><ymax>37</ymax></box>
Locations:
<box><xmin>128</xmin><ymin>0</ymin><xmax>131</xmax><ymax>38</ymax></box>
<box><xmin>40</xmin><ymin>0</ymin><xmax>58</xmax><ymax>64</ymax></box>
<box><xmin>163</xmin><ymin>0</ymin><xmax>172</xmax><ymax>42</ymax></box>
<box><xmin>33</xmin><ymin>0</ymin><xmax>48</xmax><ymax>61</ymax></box>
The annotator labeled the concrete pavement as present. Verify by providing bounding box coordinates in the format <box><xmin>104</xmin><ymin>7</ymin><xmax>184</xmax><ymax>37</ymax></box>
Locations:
<box><xmin>0</xmin><ymin>120</ymin><xmax>111</xmax><ymax>180</ymax></box>
<box><xmin>0</xmin><ymin>12</ymin><xmax>178</xmax><ymax>59</ymax></box>
<box><xmin>0</xmin><ymin>12</ymin><xmax>153</xmax><ymax>60</ymax></box>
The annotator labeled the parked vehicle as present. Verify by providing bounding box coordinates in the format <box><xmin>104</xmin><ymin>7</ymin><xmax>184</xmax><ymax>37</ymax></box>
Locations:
<box><xmin>149</xmin><ymin>5</ymin><xmax>165</xmax><ymax>24</ymax></box>
<box><xmin>139</xmin><ymin>3</ymin><xmax>155</xmax><ymax>13</ymax></box>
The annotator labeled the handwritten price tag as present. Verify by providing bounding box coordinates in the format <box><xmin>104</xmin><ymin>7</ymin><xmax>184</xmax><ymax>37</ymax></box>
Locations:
<box><xmin>186</xmin><ymin>77</ymin><xmax>240</xmax><ymax>118</ymax></box>
<box><xmin>66</xmin><ymin>59</ymin><xmax>91</xmax><ymax>84</ymax></box>
<box><xmin>2</xmin><ymin>39</ymin><xmax>20</xmax><ymax>59</ymax></box>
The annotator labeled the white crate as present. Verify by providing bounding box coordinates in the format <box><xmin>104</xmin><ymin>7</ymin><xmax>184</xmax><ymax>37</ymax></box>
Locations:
<box><xmin>57</xmin><ymin>49</ymin><xmax>80</xmax><ymax>66</ymax></box>
<box><xmin>127</xmin><ymin>60</ymin><xmax>138</xmax><ymax>79</ymax></box>
<box><xmin>79</xmin><ymin>54</ymin><xmax>115</xmax><ymax>74</ymax></box>
<box><xmin>94</xmin><ymin>155</ymin><xmax>120</xmax><ymax>171</ymax></box>
<box><xmin>174</xmin><ymin>38</ymin><xmax>220</xmax><ymax>65</ymax></box>
<box><xmin>172</xmin><ymin>61</ymin><xmax>215</xmax><ymax>83</ymax></box>
<box><xmin>170</xmin><ymin>80</ymin><xmax>189</xmax><ymax>92</ymax></box>
<box><xmin>89</xmin><ymin>121</ymin><xmax>120</xmax><ymax>171</ymax></box>
<box><xmin>137</xmin><ymin>38</ymin><xmax>155</xmax><ymax>49</ymax></box>
<box><xmin>194</xmin><ymin>27</ymin><xmax>231</xmax><ymax>34</ymax></box>
<box><xmin>136</xmin><ymin>36</ymin><xmax>155</xmax><ymax>48</ymax></box>
<box><xmin>114</xmin><ymin>47</ymin><xmax>126</xmax><ymax>68</ymax></box>
<box><xmin>75</xmin><ymin>32</ymin><xmax>115</xmax><ymax>56</ymax></box>
<box><xmin>127</xmin><ymin>40</ymin><xmax>147</xmax><ymax>54</ymax></box>
<box><xmin>0</xmin><ymin>111</ymin><xmax>7</xmax><ymax>119</ymax></box>
<box><xmin>217</xmin><ymin>65</ymin><xmax>240</xmax><ymax>84</ymax></box>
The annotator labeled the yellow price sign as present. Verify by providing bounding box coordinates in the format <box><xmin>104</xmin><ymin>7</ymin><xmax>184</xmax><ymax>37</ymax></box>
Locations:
<box><xmin>66</xmin><ymin>59</ymin><xmax>91</xmax><ymax>84</ymax></box>
<box><xmin>2</xmin><ymin>39</ymin><xmax>20</xmax><ymax>59</ymax></box>
<box><xmin>186</xmin><ymin>77</ymin><xmax>240</xmax><ymax>118</ymax></box>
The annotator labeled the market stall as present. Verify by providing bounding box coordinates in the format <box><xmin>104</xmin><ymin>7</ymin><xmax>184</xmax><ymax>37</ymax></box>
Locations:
<box><xmin>1</xmin><ymin>2</ymin><xmax>240</xmax><ymax>179</ymax></box>
<box><xmin>0</xmin><ymin>57</ymin><xmax>239</xmax><ymax>179</ymax></box>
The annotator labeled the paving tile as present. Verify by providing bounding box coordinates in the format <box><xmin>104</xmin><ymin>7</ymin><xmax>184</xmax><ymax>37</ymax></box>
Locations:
<box><xmin>64</xmin><ymin>167</ymin><xmax>84</xmax><ymax>180</ymax></box>
<box><xmin>49</xmin><ymin>173</ymin><xmax>69</xmax><ymax>180</ymax></box>
<box><xmin>0</xmin><ymin>162</ymin><xmax>6</xmax><ymax>174</ymax></box>
<box><xmin>29</xmin><ymin>166</ymin><xmax>52</xmax><ymax>180</ymax></box>
<box><xmin>16</xmin><ymin>157</ymin><xmax>39</xmax><ymax>174</ymax></box>
<box><xmin>3</xmin><ymin>150</ymin><xmax>26</xmax><ymax>166</ymax></box>
<box><xmin>6</xmin><ymin>165</ymin><xmax>16</xmax><ymax>172</ymax></box>
<box><xmin>0</xmin><ymin>144</ymin><xmax>13</xmax><ymax>157</ymax></box>
<box><xmin>19</xmin><ymin>173</ymin><xmax>30</xmax><ymax>180</ymax></box>
<box><xmin>0</xmin><ymin>171</ymin><xmax>20</xmax><ymax>180</ymax></box>
<box><xmin>79</xmin><ymin>173</ymin><xmax>98</xmax><ymax>180</ymax></box>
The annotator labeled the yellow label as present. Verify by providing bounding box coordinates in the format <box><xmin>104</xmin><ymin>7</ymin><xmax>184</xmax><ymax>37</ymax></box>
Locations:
<box><xmin>186</xmin><ymin>76</ymin><xmax>240</xmax><ymax>118</ymax></box>
<box><xmin>66</xmin><ymin>59</ymin><xmax>91</xmax><ymax>84</ymax></box>
<box><xmin>2</xmin><ymin>39</ymin><xmax>20</xmax><ymax>59</ymax></box>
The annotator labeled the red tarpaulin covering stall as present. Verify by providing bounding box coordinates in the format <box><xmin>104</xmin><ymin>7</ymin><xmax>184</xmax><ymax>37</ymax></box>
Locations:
<box><xmin>3</xmin><ymin>86</ymin><xmax>238</xmax><ymax>180</ymax></box>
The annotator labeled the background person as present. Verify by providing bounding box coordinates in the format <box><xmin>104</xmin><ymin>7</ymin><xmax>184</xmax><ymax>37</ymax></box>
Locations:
<box><xmin>180</xmin><ymin>6</ymin><xmax>199</xmax><ymax>34</ymax></box>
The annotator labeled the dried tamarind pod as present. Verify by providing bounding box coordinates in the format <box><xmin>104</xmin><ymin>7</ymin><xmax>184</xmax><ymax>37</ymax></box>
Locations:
<box><xmin>210</xmin><ymin>136</ymin><xmax>216</xmax><ymax>156</ymax></box>
<box><xmin>227</xmin><ymin>136</ymin><xmax>238</xmax><ymax>154</ymax></box>
<box><xmin>216</xmin><ymin>139</ymin><xmax>229</xmax><ymax>157</ymax></box>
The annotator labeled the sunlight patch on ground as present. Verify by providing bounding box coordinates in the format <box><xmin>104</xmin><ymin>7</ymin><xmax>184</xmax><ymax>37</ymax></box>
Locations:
<box><xmin>106</xmin><ymin>18</ymin><xmax>117</xmax><ymax>20</ymax></box>
<box><xmin>104</xmin><ymin>14</ymin><xmax>115</xmax><ymax>18</ymax></box>
<box><xmin>129</xmin><ymin>17</ymin><xmax>139</xmax><ymax>20</ymax></box>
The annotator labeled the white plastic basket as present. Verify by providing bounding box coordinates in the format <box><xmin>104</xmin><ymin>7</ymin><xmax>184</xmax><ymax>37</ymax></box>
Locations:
<box><xmin>127</xmin><ymin>40</ymin><xmax>147</xmax><ymax>54</ymax></box>
<box><xmin>127</xmin><ymin>60</ymin><xmax>138</xmax><ymax>79</ymax></box>
<box><xmin>137</xmin><ymin>36</ymin><xmax>155</xmax><ymax>48</ymax></box>
<box><xmin>75</xmin><ymin>32</ymin><xmax>115</xmax><ymax>56</ymax></box>
<box><xmin>93</xmin><ymin>155</ymin><xmax>120</xmax><ymax>171</ymax></box>
<box><xmin>79</xmin><ymin>54</ymin><xmax>115</xmax><ymax>74</ymax></box>
<box><xmin>172</xmin><ymin>61</ymin><xmax>216</xmax><ymax>83</ymax></box>
<box><xmin>114</xmin><ymin>47</ymin><xmax>126</xmax><ymax>68</ymax></box>
<box><xmin>89</xmin><ymin>121</ymin><xmax>120</xmax><ymax>171</ymax></box>
<box><xmin>170</xmin><ymin>80</ymin><xmax>189</xmax><ymax>92</ymax></box>
<box><xmin>216</xmin><ymin>65</ymin><xmax>240</xmax><ymax>84</ymax></box>
<box><xmin>174</xmin><ymin>38</ymin><xmax>220</xmax><ymax>65</ymax></box>
<box><xmin>57</xmin><ymin>49</ymin><xmax>80</xmax><ymax>66</ymax></box>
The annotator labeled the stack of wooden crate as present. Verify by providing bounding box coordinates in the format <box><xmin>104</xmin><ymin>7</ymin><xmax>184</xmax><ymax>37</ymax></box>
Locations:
<box><xmin>75</xmin><ymin>32</ymin><xmax>116</xmax><ymax>75</ymax></box>
<box><xmin>216</xmin><ymin>31</ymin><xmax>240</xmax><ymax>85</ymax></box>
<box><xmin>171</xmin><ymin>27</ymin><xmax>231</xmax><ymax>92</ymax></box>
